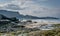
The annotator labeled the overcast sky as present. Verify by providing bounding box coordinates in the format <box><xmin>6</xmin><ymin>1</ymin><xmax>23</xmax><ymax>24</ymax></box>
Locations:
<box><xmin>0</xmin><ymin>0</ymin><xmax>60</xmax><ymax>18</ymax></box>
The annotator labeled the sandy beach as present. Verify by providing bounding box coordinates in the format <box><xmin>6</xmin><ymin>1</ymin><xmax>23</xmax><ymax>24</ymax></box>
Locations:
<box><xmin>24</xmin><ymin>21</ymin><xmax>60</xmax><ymax>28</ymax></box>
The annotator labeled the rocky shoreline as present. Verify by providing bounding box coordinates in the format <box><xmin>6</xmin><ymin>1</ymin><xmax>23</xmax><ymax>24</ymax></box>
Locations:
<box><xmin>0</xmin><ymin>20</ymin><xmax>60</xmax><ymax>33</ymax></box>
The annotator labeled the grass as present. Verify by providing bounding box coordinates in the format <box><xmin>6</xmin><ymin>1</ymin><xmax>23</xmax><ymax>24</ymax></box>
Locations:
<box><xmin>0</xmin><ymin>28</ymin><xmax>60</xmax><ymax>36</ymax></box>
<box><xmin>27</xmin><ymin>28</ymin><xmax>60</xmax><ymax>36</ymax></box>
<box><xmin>52</xmin><ymin>24</ymin><xmax>60</xmax><ymax>27</ymax></box>
<box><xmin>0</xmin><ymin>24</ymin><xmax>60</xmax><ymax>36</ymax></box>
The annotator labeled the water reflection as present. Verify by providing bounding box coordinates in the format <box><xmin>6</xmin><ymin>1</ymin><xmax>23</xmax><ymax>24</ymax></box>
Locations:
<box><xmin>40</xmin><ymin>24</ymin><xmax>54</xmax><ymax>30</ymax></box>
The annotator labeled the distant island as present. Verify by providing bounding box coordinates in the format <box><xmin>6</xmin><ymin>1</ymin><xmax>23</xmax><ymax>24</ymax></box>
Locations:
<box><xmin>0</xmin><ymin>10</ymin><xmax>59</xmax><ymax>19</ymax></box>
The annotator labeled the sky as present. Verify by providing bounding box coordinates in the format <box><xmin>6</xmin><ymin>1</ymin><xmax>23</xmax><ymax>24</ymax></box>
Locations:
<box><xmin>0</xmin><ymin>0</ymin><xmax>60</xmax><ymax>18</ymax></box>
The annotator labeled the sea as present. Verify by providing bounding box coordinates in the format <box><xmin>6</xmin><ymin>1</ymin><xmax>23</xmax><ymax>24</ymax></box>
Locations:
<box><xmin>20</xmin><ymin>19</ymin><xmax>60</xmax><ymax>30</ymax></box>
<box><xmin>20</xmin><ymin>19</ymin><xmax>60</xmax><ymax>23</ymax></box>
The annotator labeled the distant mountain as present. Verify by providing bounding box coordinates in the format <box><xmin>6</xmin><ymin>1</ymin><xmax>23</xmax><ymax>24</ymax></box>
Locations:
<box><xmin>21</xmin><ymin>15</ymin><xmax>59</xmax><ymax>19</ymax></box>
<box><xmin>0</xmin><ymin>14</ymin><xmax>9</xmax><ymax>19</ymax></box>
<box><xmin>0</xmin><ymin>10</ymin><xmax>20</xmax><ymax>18</ymax></box>
<box><xmin>0</xmin><ymin>10</ymin><xmax>59</xmax><ymax>19</ymax></box>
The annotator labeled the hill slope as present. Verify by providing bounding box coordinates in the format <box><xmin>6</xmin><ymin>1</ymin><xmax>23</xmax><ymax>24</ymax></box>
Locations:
<box><xmin>0</xmin><ymin>10</ymin><xmax>59</xmax><ymax>19</ymax></box>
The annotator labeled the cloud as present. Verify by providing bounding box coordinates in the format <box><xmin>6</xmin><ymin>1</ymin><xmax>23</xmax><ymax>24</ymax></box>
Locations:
<box><xmin>0</xmin><ymin>0</ymin><xmax>60</xmax><ymax>18</ymax></box>
<box><xmin>0</xmin><ymin>0</ymin><xmax>13</xmax><ymax>3</ymax></box>
<box><xmin>32</xmin><ymin>0</ymin><xmax>48</xmax><ymax>1</ymax></box>
<box><xmin>5</xmin><ymin>4</ymin><xmax>25</xmax><ymax>10</ymax></box>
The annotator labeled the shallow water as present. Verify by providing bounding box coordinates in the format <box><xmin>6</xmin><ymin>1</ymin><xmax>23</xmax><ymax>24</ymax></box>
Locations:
<box><xmin>40</xmin><ymin>24</ymin><xmax>54</xmax><ymax>30</ymax></box>
<box><xmin>21</xmin><ymin>19</ymin><xmax>60</xmax><ymax>23</ymax></box>
<box><xmin>20</xmin><ymin>19</ymin><xmax>60</xmax><ymax>30</ymax></box>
